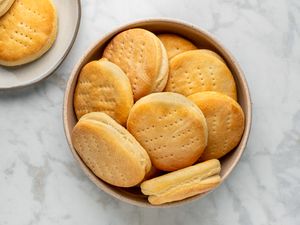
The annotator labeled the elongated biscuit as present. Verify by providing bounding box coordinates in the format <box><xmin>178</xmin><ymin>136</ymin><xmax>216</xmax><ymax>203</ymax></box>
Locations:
<box><xmin>0</xmin><ymin>0</ymin><xmax>15</xmax><ymax>17</ymax></box>
<box><xmin>103</xmin><ymin>28</ymin><xmax>169</xmax><ymax>100</ymax></box>
<box><xmin>141</xmin><ymin>159</ymin><xmax>221</xmax><ymax>205</ymax></box>
<box><xmin>188</xmin><ymin>91</ymin><xmax>245</xmax><ymax>160</ymax></box>
<box><xmin>0</xmin><ymin>0</ymin><xmax>57</xmax><ymax>66</ymax></box>
<box><xmin>165</xmin><ymin>50</ymin><xmax>237</xmax><ymax>100</ymax></box>
<box><xmin>157</xmin><ymin>33</ymin><xmax>197</xmax><ymax>59</ymax></box>
<box><xmin>127</xmin><ymin>92</ymin><xmax>208</xmax><ymax>171</ymax></box>
<box><xmin>74</xmin><ymin>59</ymin><xmax>134</xmax><ymax>125</ymax></box>
<box><xmin>72</xmin><ymin>112</ymin><xmax>151</xmax><ymax>187</ymax></box>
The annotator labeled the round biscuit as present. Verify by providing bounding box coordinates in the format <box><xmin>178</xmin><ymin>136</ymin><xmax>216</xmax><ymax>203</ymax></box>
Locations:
<box><xmin>151</xmin><ymin>38</ymin><xmax>169</xmax><ymax>92</ymax></box>
<box><xmin>72</xmin><ymin>112</ymin><xmax>151</xmax><ymax>187</ymax></box>
<box><xmin>0</xmin><ymin>0</ymin><xmax>15</xmax><ymax>17</ymax></box>
<box><xmin>127</xmin><ymin>92</ymin><xmax>208</xmax><ymax>171</ymax></box>
<box><xmin>0</xmin><ymin>0</ymin><xmax>57</xmax><ymax>66</ymax></box>
<box><xmin>158</xmin><ymin>33</ymin><xmax>197</xmax><ymax>59</ymax></box>
<box><xmin>198</xmin><ymin>49</ymin><xmax>225</xmax><ymax>63</ymax></box>
<box><xmin>165</xmin><ymin>50</ymin><xmax>237</xmax><ymax>100</ymax></box>
<box><xmin>103</xmin><ymin>28</ymin><xmax>169</xmax><ymax>101</ymax></box>
<box><xmin>188</xmin><ymin>91</ymin><xmax>245</xmax><ymax>160</ymax></box>
<box><xmin>74</xmin><ymin>59</ymin><xmax>134</xmax><ymax>125</ymax></box>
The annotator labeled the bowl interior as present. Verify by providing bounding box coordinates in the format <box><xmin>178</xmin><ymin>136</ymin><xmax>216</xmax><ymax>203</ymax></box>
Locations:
<box><xmin>64</xmin><ymin>19</ymin><xmax>251</xmax><ymax>208</ymax></box>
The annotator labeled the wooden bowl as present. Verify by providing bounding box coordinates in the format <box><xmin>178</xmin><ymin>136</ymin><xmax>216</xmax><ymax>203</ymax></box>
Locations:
<box><xmin>63</xmin><ymin>19</ymin><xmax>252</xmax><ymax>208</ymax></box>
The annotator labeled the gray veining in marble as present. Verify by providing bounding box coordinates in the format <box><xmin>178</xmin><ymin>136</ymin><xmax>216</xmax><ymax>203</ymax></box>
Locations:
<box><xmin>0</xmin><ymin>0</ymin><xmax>299</xmax><ymax>224</ymax></box>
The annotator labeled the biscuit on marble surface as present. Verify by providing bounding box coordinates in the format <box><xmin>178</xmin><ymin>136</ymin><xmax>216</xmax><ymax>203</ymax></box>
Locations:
<box><xmin>141</xmin><ymin>159</ymin><xmax>221</xmax><ymax>205</ymax></box>
<box><xmin>0</xmin><ymin>0</ymin><xmax>57</xmax><ymax>66</ymax></box>
<box><xmin>72</xmin><ymin>112</ymin><xmax>151</xmax><ymax>187</ymax></box>
<box><xmin>127</xmin><ymin>92</ymin><xmax>208</xmax><ymax>171</ymax></box>
<box><xmin>165</xmin><ymin>50</ymin><xmax>237</xmax><ymax>100</ymax></box>
<box><xmin>188</xmin><ymin>91</ymin><xmax>245</xmax><ymax>160</ymax></box>
<box><xmin>0</xmin><ymin>0</ymin><xmax>15</xmax><ymax>17</ymax></box>
<box><xmin>103</xmin><ymin>28</ymin><xmax>169</xmax><ymax>101</ymax></box>
<box><xmin>157</xmin><ymin>33</ymin><xmax>197</xmax><ymax>59</ymax></box>
<box><xmin>74</xmin><ymin>59</ymin><xmax>134</xmax><ymax>125</ymax></box>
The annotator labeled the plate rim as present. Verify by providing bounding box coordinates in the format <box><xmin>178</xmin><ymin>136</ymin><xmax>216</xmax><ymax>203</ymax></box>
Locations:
<box><xmin>0</xmin><ymin>0</ymin><xmax>82</xmax><ymax>90</ymax></box>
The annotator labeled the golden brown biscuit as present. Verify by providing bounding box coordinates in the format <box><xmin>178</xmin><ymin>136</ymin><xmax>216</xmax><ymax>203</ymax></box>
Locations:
<box><xmin>72</xmin><ymin>112</ymin><xmax>152</xmax><ymax>187</ymax></box>
<box><xmin>0</xmin><ymin>0</ymin><xmax>57</xmax><ymax>66</ymax></box>
<box><xmin>74</xmin><ymin>59</ymin><xmax>134</xmax><ymax>125</ymax></box>
<box><xmin>141</xmin><ymin>159</ymin><xmax>221</xmax><ymax>205</ymax></box>
<box><xmin>127</xmin><ymin>92</ymin><xmax>208</xmax><ymax>171</ymax></box>
<box><xmin>103</xmin><ymin>28</ymin><xmax>169</xmax><ymax>101</ymax></box>
<box><xmin>157</xmin><ymin>33</ymin><xmax>197</xmax><ymax>59</ymax></box>
<box><xmin>198</xmin><ymin>49</ymin><xmax>225</xmax><ymax>63</ymax></box>
<box><xmin>165</xmin><ymin>50</ymin><xmax>237</xmax><ymax>100</ymax></box>
<box><xmin>0</xmin><ymin>0</ymin><xmax>15</xmax><ymax>17</ymax></box>
<box><xmin>188</xmin><ymin>91</ymin><xmax>245</xmax><ymax>160</ymax></box>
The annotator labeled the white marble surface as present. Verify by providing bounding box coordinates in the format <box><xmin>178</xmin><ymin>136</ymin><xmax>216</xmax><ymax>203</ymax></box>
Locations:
<box><xmin>1</xmin><ymin>0</ymin><xmax>300</xmax><ymax>224</ymax></box>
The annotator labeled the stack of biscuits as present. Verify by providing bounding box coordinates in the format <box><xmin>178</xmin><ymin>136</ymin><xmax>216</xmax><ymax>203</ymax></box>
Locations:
<box><xmin>72</xmin><ymin>28</ymin><xmax>245</xmax><ymax>205</ymax></box>
<box><xmin>0</xmin><ymin>0</ymin><xmax>57</xmax><ymax>66</ymax></box>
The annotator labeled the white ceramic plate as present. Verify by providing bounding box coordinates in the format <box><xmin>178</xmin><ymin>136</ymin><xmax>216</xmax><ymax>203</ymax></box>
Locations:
<box><xmin>0</xmin><ymin>0</ymin><xmax>81</xmax><ymax>90</ymax></box>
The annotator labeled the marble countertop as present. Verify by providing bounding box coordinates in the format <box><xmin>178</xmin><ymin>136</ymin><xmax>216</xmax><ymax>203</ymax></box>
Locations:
<box><xmin>1</xmin><ymin>0</ymin><xmax>299</xmax><ymax>224</ymax></box>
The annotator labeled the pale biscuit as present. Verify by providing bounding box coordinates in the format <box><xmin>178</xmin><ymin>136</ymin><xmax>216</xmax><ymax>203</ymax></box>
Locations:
<box><xmin>0</xmin><ymin>0</ymin><xmax>57</xmax><ymax>66</ymax></box>
<box><xmin>0</xmin><ymin>0</ymin><xmax>15</xmax><ymax>17</ymax></box>
<box><xmin>157</xmin><ymin>33</ymin><xmax>197</xmax><ymax>59</ymax></box>
<box><xmin>165</xmin><ymin>50</ymin><xmax>237</xmax><ymax>100</ymax></box>
<box><xmin>103</xmin><ymin>28</ymin><xmax>169</xmax><ymax>101</ymax></box>
<box><xmin>141</xmin><ymin>159</ymin><xmax>221</xmax><ymax>205</ymax></box>
<box><xmin>188</xmin><ymin>91</ymin><xmax>245</xmax><ymax>160</ymax></box>
<box><xmin>72</xmin><ymin>112</ymin><xmax>152</xmax><ymax>187</ymax></box>
<box><xmin>127</xmin><ymin>92</ymin><xmax>208</xmax><ymax>171</ymax></box>
<box><xmin>74</xmin><ymin>59</ymin><xmax>134</xmax><ymax>125</ymax></box>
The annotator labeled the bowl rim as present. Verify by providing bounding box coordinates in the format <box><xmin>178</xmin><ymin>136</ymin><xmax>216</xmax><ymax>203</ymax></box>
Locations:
<box><xmin>0</xmin><ymin>0</ymin><xmax>82</xmax><ymax>90</ymax></box>
<box><xmin>63</xmin><ymin>18</ymin><xmax>252</xmax><ymax>208</ymax></box>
